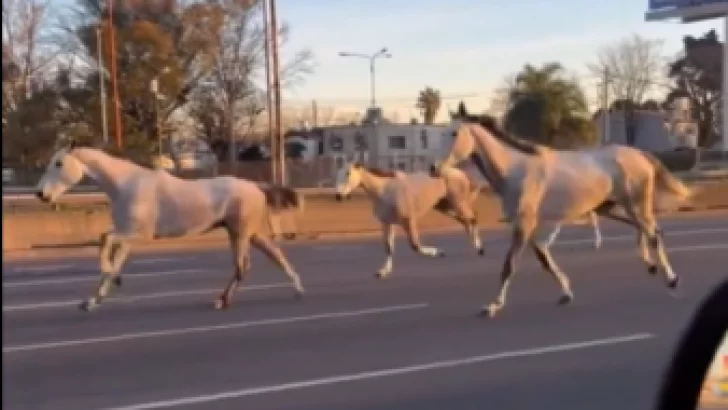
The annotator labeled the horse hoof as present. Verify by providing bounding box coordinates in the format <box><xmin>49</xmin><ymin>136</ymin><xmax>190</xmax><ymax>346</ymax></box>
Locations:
<box><xmin>437</xmin><ymin>251</ymin><xmax>446</xmax><ymax>258</ymax></box>
<box><xmin>478</xmin><ymin>305</ymin><xmax>499</xmax><ymax>319</ymax></box>
<box><xmin>558</xmin><ymin>294</ymin><xmax>574</xmax><ymax>306</ymax></box>
<box><xmin>668</xmin><ymin>276</ymin><xmax>680</xmax><ymax>290</ymax></box>
<box><xmin>647</xmin><ymin>265</ymin><xmax>658</xmax><ymax>275</ymax></box>
<box><xmin>213</xmin><ymin>299</ymin><xmax>229</xmax><ymax>310</ymax></box>
<box><xmin>375</xmin><ymin>272</ymin><xmax>390</xmax><ymax>279</ymax></box>
<box><xmin>113</xmin><ymin>276</ymin><xmax>123</xmax><ymax>287</ymax></box>
<box><xmin>477</xmin><ymin>248</ymin><xmax>485</xmax><ymax>256</ymax></box>
<box><xmin>79</xmin><ymin>299</ymin><xmax>97</xmax><ymax>312</ymax></box>
<box><xmin>294</xmin><ymin>289</ymin><xmax>305</xmax><ymax>300</ymax></box>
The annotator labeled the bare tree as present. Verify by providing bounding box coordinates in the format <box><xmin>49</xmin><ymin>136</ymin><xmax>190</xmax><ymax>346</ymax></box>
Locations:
<box><xmin>191</xmin><ymin>0</ymin><xmax>314</xmax><ymax>162</ymax></box>
<box><xmin>588</xmin><ymin>34</ymin><xmax>666</xmax><ymax>145</ymax></box>
<box><xmin>2</xmin><ymin>0</ymin><xmax>58</xmax><ymax>115</ymax></box>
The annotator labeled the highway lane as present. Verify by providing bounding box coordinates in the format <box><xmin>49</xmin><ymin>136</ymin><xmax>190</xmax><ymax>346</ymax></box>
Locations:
<box><xmin>3</xmin><ymin>215</ymin><xmax>728</xmax><ymax>410</ymax></box>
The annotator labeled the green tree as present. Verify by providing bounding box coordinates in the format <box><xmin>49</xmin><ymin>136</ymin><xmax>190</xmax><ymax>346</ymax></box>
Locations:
<box><xmin>667</xmin><ymin>29</ymin><xmax>722</xmax><ymax>148</ymax></box>
<box><xmin>416</xmin><ymin>86</ymin><xmax>441</xmax><ymax>124</ymax></box>
<box><xmin>57</xmin><ymin>0</ymin><xmax>225</xmax><ymax>161</ymax></box>
<box><xmin>504</xmin><ymin>62</ymin><xmax>595</xmax><ymax>148</ymax></box>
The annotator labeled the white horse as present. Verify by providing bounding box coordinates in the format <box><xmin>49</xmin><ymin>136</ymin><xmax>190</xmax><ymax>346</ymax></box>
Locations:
<box><xmin>35</xmin><ymin>142</ymin><xmax>305</xmax><ymax>312</ymax></box>
<box><xmin>335</xmin><ymin>161</ymin><xmax>483</xmax><ymax>278</ymax></box>
<box><xmin>437</xmin><ymin>114</ymin><xmax>692</xmax><ymax>318</ymax></box>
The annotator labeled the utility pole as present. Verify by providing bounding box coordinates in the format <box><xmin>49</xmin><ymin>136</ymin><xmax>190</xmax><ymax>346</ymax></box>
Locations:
<box><xmin>107</xmin><ymin>0</ymin><xmax>123</xmax><ymax>149</ymax></box>
<box><xmin>262</xmin><ymin>0</ymin><xmax>277</xmax><ymax>185</ymax></box>
<box><xmin>312</xmin><ymin>99</ymin><xmax>318</xmax><ymax>128</ymax></box>
<box><xmin>600</xmin><ymin>68</ymin><xmax>611</xmax><ymax>145</ymax></box>
<box><xmin>96</xmin><ymin>27</ymin><xmax>109</xmax><ymax>145</ymax></box>
<box><xmin>269</xmin><ymin>0</ymin><xmax>285</xmax><ymax>186</ymax></box>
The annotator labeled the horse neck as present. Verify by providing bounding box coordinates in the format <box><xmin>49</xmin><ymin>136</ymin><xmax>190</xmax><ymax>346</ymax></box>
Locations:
<box><xmin>72</xmin><ymin>148</ymin><xmax>145</xmax><ymax>198</ymax></box>
<box><xmin>470</xmin><ymin>125</ymin><xmax>526</xmax><ymax>193</ymax></box>
<box><xmin>358</xmin><ymin>169</ymin><xmax>389</xmax><ymax>198</ymax></box>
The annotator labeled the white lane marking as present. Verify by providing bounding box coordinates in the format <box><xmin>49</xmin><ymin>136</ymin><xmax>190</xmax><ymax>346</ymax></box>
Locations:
<box><xmin>2</xmin><ymin>269</ymin><xmax>206</xmax><ymax>288</ymax></box>
<box><xmin>2</xmin><ymin>303</ymin><xmax>428</xmax><ymax>354</ymax></box>
<box><xmin>104</xmin><ymin>332</ymin><xmax>654</xmax><ymax>410</ymax></box>
<box><xmin>4</xmin><ymin>263</ymin><xmax>76</xmax><ymax>274</ymax></box>
<box><xmin>2</xmin><ymin>258</ymin><xmax>191</xmax><ymax>276</ymax></box>
<box><xmin>2</xmin><ymin>283</ymin><xmax>291</xmax><ymax>313</ymax></box>
<box><xmin>667</xmin><ymin>243</ymin><xmax>728</xmax><ymax>253</ymax></box>
<box><xmin>131</xmin><ymin>258</ymin><xmax>187</xmax><ymax>266</ymax></box>
<box><xmin>553</xmin><ymin>227</ymin><xmax>728</xmax><ymax>247</ymax></box>
<box><xmin>312</xmin><ymin>245</ymin><xmax>366</xmax><ymax>251</ymax></box>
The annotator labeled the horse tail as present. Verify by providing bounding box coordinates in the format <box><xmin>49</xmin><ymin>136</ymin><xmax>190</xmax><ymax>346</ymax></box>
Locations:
<box><xmin>644</xmin><ymin>152</ymin><xmax>692</xmax><ymax>201</ymax></box>
<box><xmin>262</xmin><ymin>185</ymin><xmax>305</xmax><ymax>212</ymax></box>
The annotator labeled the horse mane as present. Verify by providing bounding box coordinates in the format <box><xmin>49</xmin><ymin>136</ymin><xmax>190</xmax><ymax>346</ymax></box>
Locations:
<box><xmin>363</xmin><ymin>166</ymin><xmax>399</xmax><ymax>178</ymax></box>
<box><xmin>67</xmin><ymin>141</ymin><xmax>155</xmax><ymax>169</ymax></box>
<box><xmin>461</xmin><ymin>114</ymin><xmax>543</xmax><ymax>156</ymax></box>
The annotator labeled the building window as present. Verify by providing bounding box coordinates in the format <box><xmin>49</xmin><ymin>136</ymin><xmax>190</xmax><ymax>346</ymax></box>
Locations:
<box><xmin>420</xmin><ymin>130</ymin><xmax>428</xmax><ymax>149</ymax></box>
<box><xmin>355</xmin><ymin>132</ymin><xmax>368</xmax><ymax>151</ymax></box>
<box><xmin>388</xmin><ymin>135</ymin><xmax>406</xmax><ymax>149</ymax></box>
<box><xmin>328</xmin><ymin>135</ymin><xmax>343</xmax><ymax>151</ymax></box>
<box><xmin>395</xmin><ymin>162</ymin><xmax>407</xmax><ymax>171</ymax></box>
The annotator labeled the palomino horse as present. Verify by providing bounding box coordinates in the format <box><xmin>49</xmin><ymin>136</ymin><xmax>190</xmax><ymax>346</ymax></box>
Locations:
<box><xmin>431</xmin><ymin>164</ymin><xmax>604</xmax><ymax>250</ymax></box>
<box><xmin>334</xmin><ymin>161</ymin><xmax>483</xmax><ymax>278</ymax></box>
<box><xmin>35</xmin><ymin>143</ymin><xmax>305</xmax><ymax>312</ymax></box>
<box><xmin>437</xmin><ymin>114</ymin><xmax>692</xmax><ymax>318</ymax></box>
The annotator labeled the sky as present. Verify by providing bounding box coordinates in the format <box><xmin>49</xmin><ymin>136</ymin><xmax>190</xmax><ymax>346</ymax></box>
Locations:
<box><xmin>274</xmin><ymin>0</ymin><xmax>724</xmax><ymax>121</ymax></box>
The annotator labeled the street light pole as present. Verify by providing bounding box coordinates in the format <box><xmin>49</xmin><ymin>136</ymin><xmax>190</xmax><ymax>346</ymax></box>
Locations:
<box><xmin>339</xmin><ymin>48</ymin><xmax>392</xmax><ymax>108</ymax></box>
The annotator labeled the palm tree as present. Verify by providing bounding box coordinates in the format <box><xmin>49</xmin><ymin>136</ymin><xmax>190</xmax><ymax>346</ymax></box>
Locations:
<box><xmin>416</xmin><ymin>86</ymin><xmax>442</xmax><ymax>124</ymax></box>
<box><xmin>505</xmin><ymin>62</ymin><xmax>593</xmax><ymax>148</ymax></box>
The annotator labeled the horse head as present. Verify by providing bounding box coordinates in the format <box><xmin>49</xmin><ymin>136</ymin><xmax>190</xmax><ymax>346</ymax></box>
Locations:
<box><xmin>334</xmin><ymin>161</ymin><xmax>362</xmax><ymax>201</ymax></box>
<box><xmin>35</xmin><ymin>141</ymin><xmax>86</xmax><ymax>203</ymax></box>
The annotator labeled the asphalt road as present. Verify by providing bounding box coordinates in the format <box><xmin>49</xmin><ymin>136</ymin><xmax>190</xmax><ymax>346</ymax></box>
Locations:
<box><xmin>3</xmin><ymin>215</ymin><xmax>728</xmax><ymax>410</ymax></box>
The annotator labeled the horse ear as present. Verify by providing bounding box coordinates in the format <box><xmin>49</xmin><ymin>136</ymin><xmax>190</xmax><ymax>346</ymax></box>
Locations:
<box><xmin>68</xmin><ymin>139</ymin><xmax>77</xmax><ymax>150</ymax></box>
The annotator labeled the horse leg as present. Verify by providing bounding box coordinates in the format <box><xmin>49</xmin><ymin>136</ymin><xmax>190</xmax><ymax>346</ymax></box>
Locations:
<box><xmin>481</xmin><ymin>215</ymin><xmax>533</xmax><ymax>318</ymax></box>
<box><xmin>595</xmin><ymin>199</ymin><xmax>655</xmax><ymax>272</ymax></box>
<box><xmin>402</xmin><ymin>217</ymin><xmax>445</xmax><ymax>258</ymax></box>
<box><xmin>458</xmin><ymin>205</ymin><xmax>483</xmax><ymax>256</ymax></box>
<box><xmin>434</xmin><ymin>200</ymin><xmax>483</xmax><ymax>255</ymax></box>
<box><xmin>531</xmin><ymin>224</ymin><xmax>574</xmax><ymax>305</ymax></box>
<box><xmin>544</xmin><ymin>224</ymin><xmax>562</xmax><ymax>248</ymax></box>
<box><xmin>81</xmin><ymin>233</ymin><xmax>132</xmax><ymax>312</ymax></box>
<box><xmin>634</xmin><ymin>182</ymin><xmax>678</xmax><ymax>289</ymax></box>
<box><xmin>214</xmin><ymin>231</ymin><xmax>251</xmax><ymax>310</ymax></box>
<box><xmin>376</xmin><ymin>223</ymin><xmax>396</xmax><ymax>279</ymax></box>
<box><xmin>469</xmin><ymin>217</ymin><xmax>484</xmax><ymax>256</ymax></box>
<box><xmin>251</xmin><ymin>233</ymin><xmax>305</xmax><ymax>298</ymax></box>
<box><xmin>589</xmin><ymin>212</ymin><xmax>602</xmax><ymax>250</ymax></box>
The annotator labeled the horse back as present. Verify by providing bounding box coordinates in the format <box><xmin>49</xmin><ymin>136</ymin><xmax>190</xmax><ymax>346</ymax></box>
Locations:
<box><xmin>392</xmin><ymin>174</ymin><xmax>447</xmax><ymax>218</ymax></box>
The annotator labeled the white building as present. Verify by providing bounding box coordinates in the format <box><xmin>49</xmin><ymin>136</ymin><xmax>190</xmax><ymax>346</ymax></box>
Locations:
<box><xmin>321</xmin><ymin>122</ymin><xmax>452</xmax><ymax>172</ymax></box>
<box><xmin>594</xmin><ymin>97</ymin><xmax>699</xmax><ymax>151</ymax></box>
